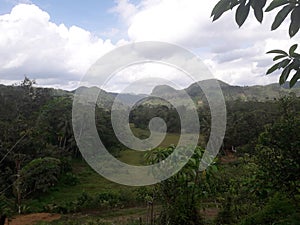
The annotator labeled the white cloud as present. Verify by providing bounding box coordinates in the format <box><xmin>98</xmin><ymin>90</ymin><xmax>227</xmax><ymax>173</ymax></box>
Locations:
<box><xmin>1</xmin><ymin>1</ymin><xmax>299</xmax><ymax>92</ymax></box>
<box><xmin>104</xmin><ymin>62</ymin><xmax>195</xmax><ymax>94</ymax></box>
<box><xmin>113</xmin><ymin>0</ymin><xmax>300</xmax><ymax>86</ymax></box>
<box><xmin>0</xmin><ymin>4</ymin><xmax>116</xmax><ymax>89</ymax></box>
<box><xmin>110</xmin><ymin>0</ymin><xmax>138</xmax><ymax>25</ymax></box>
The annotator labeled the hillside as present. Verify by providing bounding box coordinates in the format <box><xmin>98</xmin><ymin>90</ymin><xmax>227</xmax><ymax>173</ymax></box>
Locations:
<box><xmin>150</xmin><ymin>80</ymin><xmax>300</xmax><ymax>106</ymax></box>
<box><xmin>1</xmin><ymin>80</ymin><xmax>299</xmax><ymax>112</ymax></box>
<box><xmin>189</xmin><ymin>80</ymin><xmax>299</xmax><ymax>102</ymax></box>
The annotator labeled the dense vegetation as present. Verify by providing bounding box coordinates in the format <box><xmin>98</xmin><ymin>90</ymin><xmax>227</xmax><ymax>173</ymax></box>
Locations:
<box><xmin>0</xmin><ymin>78</ymin><xmax>299</xmax><ymax>224</ymax></box>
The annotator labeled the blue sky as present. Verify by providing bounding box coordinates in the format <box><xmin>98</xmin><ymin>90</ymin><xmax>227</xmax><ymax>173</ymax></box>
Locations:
<box><xmin>0</xmin><ymin>0</ymin><xmax>298</xmax><ymax>92</ymax></box>
<box><xmin>0</xmin><ymin>0</ymin><xmax>125</xmax><ymax>41</ymax></box>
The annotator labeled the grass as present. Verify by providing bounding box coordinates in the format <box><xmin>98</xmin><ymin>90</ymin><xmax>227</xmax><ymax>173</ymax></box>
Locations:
<box><xmin>35</xmin><ymin>205</ymin><xmax>162</xmax><ymax>225</ymax></box>
<box><xmin>119</xmin><ymin>150</ymin><xmax>146</xmax><ymax>166</ymax></box>
<box><xmin>120</xmin><ymin>125</ymin><xmax>204</xmax><ymax>166</ymax></box>
<box><xmin>25</xmin><ymin>126</ymin><xmax>200</xmax><ymax>213</ymax></box>
<box><xmin>25</xmin><ymin>159</ymin><xmax>136</xmax><ymax>211</ymax></box>
<box><xmin>130</xmin><ymin>125</ymin><xmax>180</xmax><ymax>148</ymax></box>
<box><xmin>118</xmin><ymin>125</ymin><xmax>181</xmax><ymax>166</ymax></box>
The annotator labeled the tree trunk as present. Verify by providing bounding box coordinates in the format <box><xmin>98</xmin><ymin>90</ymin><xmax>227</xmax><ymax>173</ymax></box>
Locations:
<box><xmin>0</xmin><ymin>215</ymin><xmax>6</xmax><ymax>225</ymax></box>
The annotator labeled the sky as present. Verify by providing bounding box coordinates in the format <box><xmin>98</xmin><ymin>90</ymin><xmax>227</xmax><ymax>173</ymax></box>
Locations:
<box><xmin>0</xmin><ymin>0</ymin><xmax>299</xmax><ymax>93</ymax></box>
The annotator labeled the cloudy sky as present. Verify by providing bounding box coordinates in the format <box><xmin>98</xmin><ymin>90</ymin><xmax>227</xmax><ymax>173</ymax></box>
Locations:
<box><xmin>0</xmin><ymin>0</ymin><xmax>298</xmax><ymax>93</ymax></box>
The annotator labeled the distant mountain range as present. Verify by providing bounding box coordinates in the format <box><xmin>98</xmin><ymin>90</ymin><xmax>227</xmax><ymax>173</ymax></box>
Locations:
<box><xmin>150</xmin><ymin>79</ymin><xmax>300</xmax><ymax>105</ymax></box>
<box><xmin>1</xmin><ymin>80</ymin><xmax>300</xmax><ymax>109</ymax></box>
<box><xmin>66</xmin><ymin>79</ymin><xmax>300</xmax><ymax>108</ymax></box>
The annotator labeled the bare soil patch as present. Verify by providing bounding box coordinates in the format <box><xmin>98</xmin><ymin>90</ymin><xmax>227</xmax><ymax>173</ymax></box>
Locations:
<box><xmin>6</xmin><ymin>213</ymin><xmax>61</xmax><ymax>225</ymax></box>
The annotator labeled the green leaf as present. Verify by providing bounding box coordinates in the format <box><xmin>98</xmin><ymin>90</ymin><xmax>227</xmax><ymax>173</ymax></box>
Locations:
<box><xmin>289</xmin><ymin>44</ymin><xmax>298</xmax><ymax>56</ymax></box>
<box><xmin>211</xmin><ymin>0</ymin><xmax>236</xmax><ymax>21</ymax></box>
<box><xmin>267</xmin><ymin>63</ymin><xmax>280</xmax><ymax>74</ymax></box>
<box><xmin>251</xmin><ymin>0</ymin><xmax>267</xmax><ymax>22</ymax></box>
<box><xmin>265</xmin><ymin>0</ymin><xmax>289</xmax><ymax>12</ymax></box>
<box><xmin>271</xmin><ymin>5</ymin><xmax>294</xmax><ymax>30</ymax></box>
<box><xmin>289</xmin><ymin>7</ymin><xmax>300</xmax><ymax>37</ymax></box>
<box><xmin>211</xmin><ymin>165</ymin><xmax>218</xmax><ymax>173</ymax></box>
<box><xmin>279</xmin><ymin>64</ymin><xmax>292</xmax><ymax>85</ymax></box>
<box><xmin>254</xmin><ymin>9</ymin><xmax>263</xmax><ymax>22</ymax></box>
<box><xmin>273</xmin><ymin>55</ymin><xmax>287</xmax><ymax>61</ymax></box>
<box><xmin>266</xmin><ymin>58</ymin><xmax>291</xmax><ymax>74</ymax></box>
<box><xmin>280</xmin><ymin>58</ymin><xmax>292</xmax><ymax>68</ymax></box>
<box><xmin>292</xmin><ymin>58</ymin><xmax>300</xmax><ymax>68</ymax></box>
<box><xmin>291</xmin><ymin>52</ymin><xmax>300</xmax><ymax>58</ymax></box>
<box><xmin>189</xmin><ymin>158</ymin><xmax>197</xmax><ymax>166</ymax></box>
<box><xmin>235</xmin><ymin>0</ymin><xmax>251</xmax><ymax>27</ymax></box>
<box><xmin>289</xmin><ymin>70</ymin><xmax>300</xmax><ymax>87</ymax></box>
<box><xmin>266</xmin><ymin>49</ymin><xmax>288</xmax><ymax>55</ymax></box>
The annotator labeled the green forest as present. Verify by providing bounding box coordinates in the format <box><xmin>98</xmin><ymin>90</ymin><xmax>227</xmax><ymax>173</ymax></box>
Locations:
<box><xmin>0</xmin><ymin>77</ymin><xmax>299</xmax><ymax>225</ymax></box>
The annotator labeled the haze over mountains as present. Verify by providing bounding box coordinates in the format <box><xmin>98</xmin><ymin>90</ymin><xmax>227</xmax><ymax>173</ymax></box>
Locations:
<box><xmin>1</xmin><ymin>79</ymin><xmax>299</xmax><ymax>109</ymax></box>
<box><xmin>151</xmin><ymin>79</ymin><xmax>300</xmax><ymax>103</ymax></box>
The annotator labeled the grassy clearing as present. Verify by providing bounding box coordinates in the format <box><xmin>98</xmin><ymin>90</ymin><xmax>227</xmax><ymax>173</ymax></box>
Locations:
<box><xmin>130</xmin><ymin>125</ymin><xmax>180</xmax><ymax>148</ymax></box>
<box><xmin>25</xmin><ymin>126</ymin><xmax>197</xmax><ymax>213</ymax></box>
<box><xmin>25</xmin><ymin>159</ymin><xmax>136</xmax><ymax>211</ymax></box>
<box><xmin>119</xmin><ymin>150</ymin><xmax>146</xmax><ymax>166</ymax></box>
<box><xmin>121</xmin><ymin>125</ymin><xmax>205</xmax><ymax>166</ymax></box>
<box><xmin>119</xmin><ymin>126</ymin><xmax>181</xmax><ymax>166</ymax></box>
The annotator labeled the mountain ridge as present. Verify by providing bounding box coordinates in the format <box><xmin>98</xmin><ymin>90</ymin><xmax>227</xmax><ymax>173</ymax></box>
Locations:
<box><xmin>151</xmin><ymin>79</ymin><xmax>300</xmax><ymax>103</ymax></box>
<box><xmin>1</xmin><ymin>79</ymin><xmax>300</xmax><ymax>109</ymax></box>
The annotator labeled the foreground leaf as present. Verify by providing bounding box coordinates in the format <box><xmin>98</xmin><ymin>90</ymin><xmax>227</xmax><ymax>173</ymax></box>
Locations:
<box><xmin>267</xmin><ymin>49</ymin><xmax>288</xmax><ymax>55</ymax></box>
<box><xmin>266</xmin><ymin>58</ymin><xmax>291</xmax><ymax>74</ymax></box>
<box><xmin>251</xmin><ymin>0</ymin><xmax>267</xmax><ymax>22</ymax></box>
<box><xmin>289</xmin><ymin>6</ymin><xmax>300</xmax><ymax>37</ymax></box>
<box><xmin>212</xmin><ymin>0</ymin><xmax>235</xmax><ymax>21</ymax></box>
<box><xmin>273</xmin><ymin>55</ymin><xmax>287</xmax><ymax>61</ymax></box>
<box><xmin>265</xmin><ymin>0</ymin><xmax>289</xmax><ymax>12</ymax></box>
<box><xmin>279</xmin><ymin>64</ymin><xmax>292</xmax><ymax>85</ymax></box>
<box><xmin>235</xmin><ymin>0</ymin><xmax>251</xmax><ymax>27</ymax></box>
<box><xmin>290</xmin><ymin>70</ymin><xmax>300</xmax><ymax>87</ymax></box>
<box><xmin>271</xmin><ymin>4</ymin><xmax>293</xmax><ymax>30</ymax></box>
<box><xmin>289</xmin><ymin>44</ymin><xmax>298</xmax><ymax>56</ymax></box>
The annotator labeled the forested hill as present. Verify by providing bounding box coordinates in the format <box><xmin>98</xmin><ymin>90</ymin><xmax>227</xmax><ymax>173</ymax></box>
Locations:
<box><xmin>152</xmin><ymin>79</ymin><xmax>300</xmax><ymax>103</ymax></box>
<box><xmin>0</xmin><ymin>80</ymin><xmax>299</xmax><ymax>224</ymax></box>
<box><xmin>1</xmin><ymin>80</ymin><xmax>300</xmax><ymax>111</ymax></box>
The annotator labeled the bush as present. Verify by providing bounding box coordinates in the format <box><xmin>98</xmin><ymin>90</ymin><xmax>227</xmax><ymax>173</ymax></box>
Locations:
<box><xmin>240</xmin><ymin>193</ymin><xmax>300</xmax><ymax>225</ymax></box>
<box><xmin>0</xmin><ymin>195</ymin><xmax>13</xmax><ymax>225</ymax></box>
<box><xmin>59</xmin><ymin>172</ymin><xmax>79</xmax><ymax>186</ymax></box>
<box><xmin>19</xmin><ymin>157</ymin><xmax>61</xmax><ymax>196</ymax></box>
<box><xmin>46</xmin><ymin>190</ymin><xmax>141</xmax><ymax>214</ymax></box>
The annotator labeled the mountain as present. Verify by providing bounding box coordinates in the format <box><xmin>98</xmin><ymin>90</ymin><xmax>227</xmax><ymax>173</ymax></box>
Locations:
<box><xmin>150</xmin><ymin>80</ymin><xmax>300</xmax><ymax>105</ymax></box>
<box><xmin>108</xmin><ymin>92</ymin><xmax>148</xmax><ymax>106</ymax></box>
<box><xmin>73</xmin><ymin>86</ymin><xmax>148</xmax><ymax>109</ymax></box>
<box><xmin>1</xmin><ymin>79</ymin><xmax>300</xmax><ymax>111</ymax></box>
<box><xmin>152</xmin><ymin>85</ymin><xmax>180</xmax><ymax>96</ymax></box>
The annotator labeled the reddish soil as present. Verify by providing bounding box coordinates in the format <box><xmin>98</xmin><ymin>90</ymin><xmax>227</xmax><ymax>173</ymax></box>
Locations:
<box><xmin>5</xmin><ymin>213</ymin><xmax>61</xmax><ymax>225</ymax></box>
<box><xmin>200</xmin><ymin>207</ymin><xmax>220</xmax><ymax>219</ymax></box>
<box><xmin>220</xmin><ymin>151</ymin><xmax>237</xmax><ymax>163</ymax></box>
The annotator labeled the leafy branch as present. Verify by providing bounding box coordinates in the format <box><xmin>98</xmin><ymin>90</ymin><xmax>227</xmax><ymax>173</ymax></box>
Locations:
<box><xmin>211</xmin><ymin>0</ymin><xmax>300</xmax><ymax>87</ymax></box>
<box><xmin>266</xmin><ymin>44</ymin><xmax>300</xmax><ymax>87</ymax></box>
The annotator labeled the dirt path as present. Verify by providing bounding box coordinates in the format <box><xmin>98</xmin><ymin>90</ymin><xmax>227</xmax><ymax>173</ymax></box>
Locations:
<box><xmin>6</xmin><ymin>213</ymin><xmax>61</xmax><ymax>225</ymax></box>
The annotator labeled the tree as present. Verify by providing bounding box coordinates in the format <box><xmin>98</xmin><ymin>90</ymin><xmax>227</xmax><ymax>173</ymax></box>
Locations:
<box><xmin>211</xmin><ymin>0</ymin><xmax>300</xmax><ymax>87</ymax></box>
<box><xmin>37</xmin><ymin>97</ymin><xmax>78</xmax><ymax>157</ymax></box>
<box><xmin>255</xmin><ymin>96</ymin><xmax>300</xmax><ymax>197</ymax></box>
<box><xmin>17</xmin><ymin>157</ymin><xmax>61</xmax><ymax>198</ymax></box>
<box><xmin>146</xmin><ymin>146</ymin><xmax>217</xmax><ymax>225</ymax></box>
<box><xmin>0</xmin><ymin>77</ymin><xmax>63</xmax><ymax>214</ymax></box>
<box><xmin>0</xmin><ymin>195</ymin><xmax>12</xmax><ymax>225</ymax></box>
<box><xmin>222</xmin><ymin>100</ymin><xmax>279</xmax><ymax>151</ymax></box>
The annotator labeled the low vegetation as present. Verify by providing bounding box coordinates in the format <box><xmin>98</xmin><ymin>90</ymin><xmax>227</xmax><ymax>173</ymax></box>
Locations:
<box><xmin>0</xmin><ymin>78</ymin><xmax>299</xmax><ymax>224</ymax></box>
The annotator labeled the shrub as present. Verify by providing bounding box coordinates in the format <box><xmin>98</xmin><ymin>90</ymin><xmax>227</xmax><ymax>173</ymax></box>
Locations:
<box><xmin>240</xmin><ymin>193</ymin><xmax>300</xmax><ymax>225</ymax></box>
